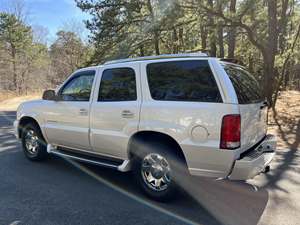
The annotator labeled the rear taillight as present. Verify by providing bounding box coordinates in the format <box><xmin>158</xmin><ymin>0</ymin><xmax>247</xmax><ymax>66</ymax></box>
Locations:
<box><xmin>220</xmin><ymin>114</ymin><xmax>241</xmax><ymax>150</ymax></box>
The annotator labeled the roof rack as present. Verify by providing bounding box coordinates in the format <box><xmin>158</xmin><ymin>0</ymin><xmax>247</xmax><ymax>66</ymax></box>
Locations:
<box><xmin>104</xmin><ymin>52</ymin><xmax>208</xmax><ymax>65</ymax></box>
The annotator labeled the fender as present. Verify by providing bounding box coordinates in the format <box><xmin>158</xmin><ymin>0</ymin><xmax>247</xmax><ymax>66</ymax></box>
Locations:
<box><xmin>18</xmin><ymin>111</ymin><xmax>49</xmax><ymax>143</ymax></box>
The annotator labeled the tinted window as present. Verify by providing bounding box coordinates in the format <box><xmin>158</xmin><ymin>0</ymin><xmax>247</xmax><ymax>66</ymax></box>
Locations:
<box><xmin>223</xmin><ymin>64</ymin><xmax>263</xmax><ymax>104</ymax></box>
<box><xmin>146</xmin><ymin>60</ymin><xmax>222</xmax><ymax>102</ymax></box>
<box><xmin>98</xmin><ymin>68</ymin><xmax>137</xmax><ymax>101</ymax></box>
<box><xmin>60</xmin><ymin>71</ymin><xmax>95</xmax><ymax>101</ymax></box>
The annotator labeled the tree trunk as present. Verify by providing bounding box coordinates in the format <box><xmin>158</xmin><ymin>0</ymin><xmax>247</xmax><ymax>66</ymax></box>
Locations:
<box><xmin>11</xmin><ymin>46</ymin><xmax>17</xmax><ymax>91</ymax></box>
<box><xmin>154</xmin><ymin>31</ymin><xmax>160</xmax><ymax>55</ymax></box>
<box><xmin>146</xmin><ymin>0</ymin><xmax>160</xmax><ymax>55</ymax></box>
<box><xmin>262</xmin><ymin>52</ymin><xmax>276</xmax><ymax>106</ymax></box>
<box><xmin>200</xmin><ymin>25</ymin><xmax>207</xmax><ymax>52</ymax></box>
<box><xmin>179</xmin><ymin>27</ymin><xmax>184</xmax><ymax>52</ymax></box>
<box><xmin>207</xmin><ymin>0</ymin><xmax>216</xmax><ymax>57</ymax></box>
<box><xmin>228</xmin><ymin>0</ymin><xmax>236</xmax><ymax>58</ymax></box>
<box><xmin>262</xmin><ymin>0</ymin><xmax>278</xmax><ymax>106</ymax></box>
<box><xmin>278</xmin><ymin>0</ymin><xmax>289</xmax><ymax>53</ymax></box>
<box><xmin>217</xmin><ymin>25</ymin><xmax>224</xmax><ymax>58</ymax></box>
<box><xmin>248</xmin><ymin>53</ymin><xmax>254</xmax><ymax>73</ymax></box>
<box><xmin>284</xmin><ymin>60</ymin><xmax>290</xmax><ymax>88</ymax></box>
<box><xmin>216</xmin><ymin>0</ymin><xmax>224</xmax><ymax>58</ymax></box>
<box><xmin>172</xmin><ymin>28</ymin><xmax>179</xmax><ymax>54</ymax></box>
<box><xmin>139</xmin><ymin>44</ymin><xmax>144</xmax><ymax>57</ymax></box>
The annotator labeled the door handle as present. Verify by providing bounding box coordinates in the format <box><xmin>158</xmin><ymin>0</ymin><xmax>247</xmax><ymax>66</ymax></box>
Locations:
<box><xmin>79</xmin><ymin>108</ymin><xmax>88</xmax><ymax>115</ymax></box>
<box><xmin>121</xmin><ymin>110</ymin><xmax>134</xmax><ymax>118</ymax></box>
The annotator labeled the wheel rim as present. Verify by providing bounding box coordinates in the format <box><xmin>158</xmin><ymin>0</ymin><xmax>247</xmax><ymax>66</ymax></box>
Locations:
<box><xmin>24</xmin><ymin>129</ymin><xmax>39</xmax><ymax>155</ymax></box>
<box><xmin>141</xmin><ymin>153</ymin><xmax>171</xmax><ymax>192</ymax></box>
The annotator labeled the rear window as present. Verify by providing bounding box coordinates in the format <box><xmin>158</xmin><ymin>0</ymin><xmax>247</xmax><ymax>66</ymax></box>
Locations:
<box><xmin>223</xmin><ymin>64</ymin><xmax>263</xmax><ymax>104</ymax></box>
<box><xmin>146</xmin><ymin>60</ymin><xmax>222</xmax><ymax>103</ymax></box>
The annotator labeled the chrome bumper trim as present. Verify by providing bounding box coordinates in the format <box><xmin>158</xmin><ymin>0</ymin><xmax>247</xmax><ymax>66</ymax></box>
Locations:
<box><xmin>229</xmin><ymin>134</ymin><xmax>276</xmax><ymax>180</ymax></box>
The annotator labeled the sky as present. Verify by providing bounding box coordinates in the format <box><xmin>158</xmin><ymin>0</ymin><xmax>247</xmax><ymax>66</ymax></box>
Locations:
<box><xmin>0</xmin><ymin>0</ymin><xmax>91</xmax><ymax>44</ymax></box>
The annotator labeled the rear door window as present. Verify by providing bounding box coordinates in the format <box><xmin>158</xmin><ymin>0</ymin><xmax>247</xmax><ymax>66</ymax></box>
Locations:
<box><xmin>223</xmin><ymin>64</ymin><xmax>263</xmax><ymax>104</ymax></box>
<box><xmin>146</xmin><ymin>60</ymin><xmax>222</xmax><ymax>103</ymax></box>
<box><xmin>98</xmin><ymin>67</ymin><xmax>137</xmax><ymax>101</ymax></box>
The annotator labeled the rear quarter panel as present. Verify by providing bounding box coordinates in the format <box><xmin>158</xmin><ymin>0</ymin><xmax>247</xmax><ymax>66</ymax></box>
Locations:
<box><xmin>139</xmin><ymin>101</ymin><xmax>239</xmax><ymax>177</ymax></box>
<box><xmin>139</xmin><ymin>58</ymin><xmax>240</xmax><ymax>178</ymax></box>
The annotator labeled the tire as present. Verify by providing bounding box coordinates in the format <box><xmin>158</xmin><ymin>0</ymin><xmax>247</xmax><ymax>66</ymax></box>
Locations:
<box><xmin>21</xmin><ymin>123</ymin><xmax>48</xmax><ymax>161</ymax></box>
<box><xmin>132</xmin><ymin>141</ymin><xmax>187</xmax><ymax>202</ymax></box>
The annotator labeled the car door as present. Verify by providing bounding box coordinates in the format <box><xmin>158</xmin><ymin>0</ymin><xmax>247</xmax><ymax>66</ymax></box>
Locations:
<box><xmin>43</xmin><ymin>70</ymin><xmax>96</xmax><ymax>150</ymax></box>
<box><xmin>90</xmin><ymin>62</ymin><xmax>141</xmax><ymax>159</ymax></box>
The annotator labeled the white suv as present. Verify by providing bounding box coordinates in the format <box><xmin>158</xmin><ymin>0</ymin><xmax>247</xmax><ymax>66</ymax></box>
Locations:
<box><xmin>14</xmin><ymin>53</ymin><xmax>276</xmax><ymax>201</ymax></box>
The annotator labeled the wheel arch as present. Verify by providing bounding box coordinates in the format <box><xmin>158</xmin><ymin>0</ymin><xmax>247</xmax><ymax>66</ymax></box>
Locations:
<box><xmin>127</xmin><ymin>130</ymin><xmax>188</xmax><ymax>167</ymax></box>
<box><xmin>18</xmin><ymin>116</ymin><xmax>44</xmax><ymax>139</ymax></box>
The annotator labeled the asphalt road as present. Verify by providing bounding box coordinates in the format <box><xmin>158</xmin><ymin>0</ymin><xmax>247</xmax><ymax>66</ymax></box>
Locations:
<box><xmin>0</xmin><ymin>111</ymin><xmax>299</xmax><ymax>225</ymax></box>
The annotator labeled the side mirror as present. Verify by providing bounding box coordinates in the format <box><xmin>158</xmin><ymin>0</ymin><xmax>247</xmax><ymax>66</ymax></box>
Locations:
<box><xmin>42</xmin><ymin>90</ymin><xmax>57</xmax><ymax>101</ymax></box>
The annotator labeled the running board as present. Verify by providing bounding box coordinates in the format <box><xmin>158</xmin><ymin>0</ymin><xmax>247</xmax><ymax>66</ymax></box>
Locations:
<box><xmin>47</xmin><ymin>144</ymin><xmax>131</xmax><ymax>172</ymax></box>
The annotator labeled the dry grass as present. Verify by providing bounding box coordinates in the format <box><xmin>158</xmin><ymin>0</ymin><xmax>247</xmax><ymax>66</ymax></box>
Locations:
<box><xmin>0</xmin><ymin>92</ymin><xmax>41</xmax><ymax>111</ymax></box>
<box><xmin>0</xmin><ymin>91</ymin><xmax>16</xmax><ymax>102</ymax></box>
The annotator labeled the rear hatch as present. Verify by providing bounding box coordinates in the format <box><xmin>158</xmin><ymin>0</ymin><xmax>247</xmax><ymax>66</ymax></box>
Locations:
<box><xmin>223</xmin><ymin>63</ymin><xmax>267</xmax><ymax>153</ymax></box>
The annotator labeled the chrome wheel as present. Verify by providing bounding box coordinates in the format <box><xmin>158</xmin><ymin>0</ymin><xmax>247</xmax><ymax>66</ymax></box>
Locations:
<box><xmin>24</xmin><ymin>130</ymin><xmax>39</xmax><ymax>155</ymax></box>
<box><xmin>141</xmin><ymin>153</ymin><xmax>171</xmax><ymax>192</ymax></box>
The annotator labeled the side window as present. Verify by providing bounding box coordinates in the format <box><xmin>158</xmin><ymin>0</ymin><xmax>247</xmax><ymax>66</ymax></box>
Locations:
<box><xmin>223</xmin><ymin>64</ymin><xmax>263</xmax><ymax>104</ymax></box>
<box><xmin>146</xmin><ymin>60</ymin><xmax>222</xmax><ymax>102</ymax></box>
<box><xmin>98</xmin><ymin>68</ymin><xmax>137</xmax><ymax>101</ymax></box>
<box><xmin>60</xmin><ymin>71</ymin><xmax>95</xmax><ymax>101</ymax></box>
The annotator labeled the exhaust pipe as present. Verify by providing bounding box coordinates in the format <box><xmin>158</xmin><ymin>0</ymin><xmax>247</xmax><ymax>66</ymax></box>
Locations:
<box><xmin>263</xmin><ymin>165</ymin><xmax>270</xmax><ymax>173</ymax></box>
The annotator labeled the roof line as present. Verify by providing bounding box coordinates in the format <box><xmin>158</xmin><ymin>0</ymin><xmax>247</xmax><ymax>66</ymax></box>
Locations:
<box><xmin>103</xmin><ymin>53</ymin><xmax>208</xmax><ymax>65</ymax></box>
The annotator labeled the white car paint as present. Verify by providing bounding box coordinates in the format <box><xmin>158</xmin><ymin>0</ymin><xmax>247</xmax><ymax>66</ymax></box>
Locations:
<box><xmin>89</xmin><ymin>62</ymin><xmax>142</xmax><ymax>159</ymax></box>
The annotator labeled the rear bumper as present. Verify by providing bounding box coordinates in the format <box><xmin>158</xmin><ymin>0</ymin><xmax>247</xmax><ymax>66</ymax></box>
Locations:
<box><xmin>229</xmin><ymin>134</ymin><xmax>276</xmax><ymax>180</ymax></box>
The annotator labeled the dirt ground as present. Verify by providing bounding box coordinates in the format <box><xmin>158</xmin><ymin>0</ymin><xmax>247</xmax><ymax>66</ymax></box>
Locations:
<box><xmin>268</xmin><ymin>90</ymin><xmax>300</xmax><ymax>150</ymax></box>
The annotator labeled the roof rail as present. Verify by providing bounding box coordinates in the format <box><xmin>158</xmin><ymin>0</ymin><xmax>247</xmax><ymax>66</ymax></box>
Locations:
<box><xmin>219</xmin><ymin>58</ymin><xmax>244</xmax><ymax>66</ymax></box>
<box><xmin>104</xmin><ymin>52</ymin><xmax>208</xmax><ymax>65</ymax></box>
